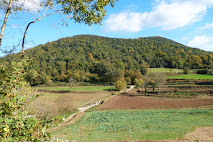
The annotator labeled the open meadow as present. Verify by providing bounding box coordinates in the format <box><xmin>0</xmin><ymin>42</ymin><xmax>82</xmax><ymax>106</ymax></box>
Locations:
<box><xmin>53</xmin><ymin>109</ymin><xmax>213</xmax><ymax>141</ymax></box>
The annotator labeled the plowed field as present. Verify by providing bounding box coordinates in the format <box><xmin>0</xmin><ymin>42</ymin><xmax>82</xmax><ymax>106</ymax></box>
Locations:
<box><xmin>99</xmin><ymin>94</ymin><xmax>213</xmax><ymax>110</ymax></box>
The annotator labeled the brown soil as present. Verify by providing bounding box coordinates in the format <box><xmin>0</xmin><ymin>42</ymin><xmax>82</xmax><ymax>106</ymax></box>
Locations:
<box><xmin>184</xmin><ymin>127</ymin><xmax>213</xmax><ymax>141</ymax></box>
<box><xmin>99</xmin><ymin>94</ymin><xmax>213</xmax><ymax>110</ymax></box>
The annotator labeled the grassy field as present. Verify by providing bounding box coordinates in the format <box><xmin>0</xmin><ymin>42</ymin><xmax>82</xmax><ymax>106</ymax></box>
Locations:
<box><xmin>149</xmin><ymin>68</ymin><xmax>184</xmax><ymax>73</ymax></box>
<box><xmin>26</xmin><ymin>92</ymin><xmax>110</xmax><ymax>118</ymax></box>
<box><xmin>53</xmin><ymin>109</ymin><xmax>213</xmax><ymax>141</ymax></box>
<box><xmin>35</xmin><ymin>86</ymin><xmax>116</xmax><ymax>92</ymax></box>
<box><xmin>167</xmin><ymin>74</ymin><xmax>213</xmax><ymax>79</ymax></box>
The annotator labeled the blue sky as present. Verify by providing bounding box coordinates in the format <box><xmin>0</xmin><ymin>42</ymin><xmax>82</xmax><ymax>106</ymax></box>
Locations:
<box><xmin>1</xmin><ymin>0</ymin><xmax>213</xmax><ymax>56</ymax></box>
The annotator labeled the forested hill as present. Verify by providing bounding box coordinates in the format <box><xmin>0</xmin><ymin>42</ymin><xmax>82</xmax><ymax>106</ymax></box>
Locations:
<box><xmin>1</xmin><ymin>35</ymin><xmax>213</xmax><ymax>85</ymax></box>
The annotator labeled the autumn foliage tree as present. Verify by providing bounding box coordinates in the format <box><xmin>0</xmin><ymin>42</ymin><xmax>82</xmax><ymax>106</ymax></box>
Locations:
<box><xmin>115</xmin><ymin>79</ymin><xmax>126</xmax><ymax>91</ymax></box>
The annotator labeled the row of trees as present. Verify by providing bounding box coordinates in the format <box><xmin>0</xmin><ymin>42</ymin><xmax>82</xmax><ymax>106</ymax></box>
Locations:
<box><xmin>23</xmin><ymin>59</ymin><xmax>148</xmax><ymax>86</ymax></box>
<box><xmin>115</xmin><ymin>72</ymin><xmax>167</xmax><ymax>94</ymax></box>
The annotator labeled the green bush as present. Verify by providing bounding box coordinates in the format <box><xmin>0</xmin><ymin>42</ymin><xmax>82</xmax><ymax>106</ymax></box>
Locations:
<box><xmin>197</xmin><ymin>69</ymin><xmax>208</xmax><ymax>74</ymax></box>
<box><xmin>183</xmin><ymin>67</ymin><xmax>190</xmax><ymax>74</ymax></box>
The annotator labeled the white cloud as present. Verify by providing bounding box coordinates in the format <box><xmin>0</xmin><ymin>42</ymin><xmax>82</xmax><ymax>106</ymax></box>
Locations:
<box><xmin>26</xmin><ymin>44</ymin><xmax>31</xmax><ymax>49</ymax></box>
<box><xmin>104</xmin><ymin>0</ymin><xmax>213</xmax><ymax>33</ymax></box>
<box><xmin>188</xmin><ymin>35</ymin><xmax>213</xmax><ymax>51</ymax></box>
<box><xmin>104</xmin><ymin>12</ymin><xmax>145</xmax><ymax>33</ymax></box>
<box><xmin>199</xmin><ymin>22</ymin><xmax>213</xmax><ymax>30</ymax></box>
<box><xmin>14</xmin><ymin>0</ymin><xmax>42</xmax><ymax>11</ymax></box>
<box><xmin>0</xmin><ymin>0</ymin><xmax>42</xmax><ymax>12</ymax></box>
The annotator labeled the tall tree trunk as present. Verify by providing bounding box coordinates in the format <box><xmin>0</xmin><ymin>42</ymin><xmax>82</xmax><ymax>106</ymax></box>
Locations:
<box><xmin>22</xmin><ymin>21</ymin><xmax>35</xmax><ymax>57</ymax></box>
<box><xmin>0</xmin><ymin>0</ymin><xmax>13</xmax><ymax>48</ymax></box>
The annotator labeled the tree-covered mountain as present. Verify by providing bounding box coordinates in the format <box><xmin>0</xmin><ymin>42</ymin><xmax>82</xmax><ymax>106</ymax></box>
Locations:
<box><xmin>1</xmin><ymin>35</ymin><xmax>212</xmax><ymax>85</ymax></box>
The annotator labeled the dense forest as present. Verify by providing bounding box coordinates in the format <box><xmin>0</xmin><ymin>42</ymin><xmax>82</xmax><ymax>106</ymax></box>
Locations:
<box><xmin>1</xmin><ymin>35</ymin><xmax>212</xmax><ymax>86</ymax></box>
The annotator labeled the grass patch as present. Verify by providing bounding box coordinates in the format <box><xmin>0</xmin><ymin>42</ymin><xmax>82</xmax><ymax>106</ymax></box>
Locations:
<box><xmin>149</xmin><ymin>68</ymin><xmax>183</xmax><ymax>73</ymax></box>
<box><xmin>35</xmin><ymin>86</ymin><xmax>116</xmax><ymax>92</ymax></box>
<box><xmin>53</xmin><ymin>109</ymin><xmax>213</xmax><ymax>141</ymax></box>
<box><xmin>168</xmin><ymin>74</ymin><xmax>213</xmax><ymax>80</ymax></box>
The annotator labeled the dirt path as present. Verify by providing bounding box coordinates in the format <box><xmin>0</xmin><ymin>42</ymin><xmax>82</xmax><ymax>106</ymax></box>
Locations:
<box><xmin>60</xmin><ymin>86</ymin><xmax>136</xmax><ymax>126</ymax></box>
<box><xmin>184</xmin><ymin>127</ymin><xmax>213</xmax><ymax>141</ymax></box>
<box><xmin>125</xmin><ymin>85</ymin><xmax>135</xmax><ymax>92</ymax></box>
<box><xmin>60</xmin><ymin>99</ymin><xmax>104</xmax><ymax>126</ymax></box>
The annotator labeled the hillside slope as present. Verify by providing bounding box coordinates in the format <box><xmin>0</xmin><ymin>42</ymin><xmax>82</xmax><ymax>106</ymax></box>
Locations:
<box><xmin>1</xmin><ymin>35</ymin><xmax>212</xmax><ymax>85</ymax></box>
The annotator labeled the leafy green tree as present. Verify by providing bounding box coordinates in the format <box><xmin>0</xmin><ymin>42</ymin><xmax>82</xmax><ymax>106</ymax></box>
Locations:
<box><xmin>150</xmin><ymin>80</ymin><xmax>156</xmax><ymax>93</ymax></box>
<box><xmin>0</xmin><ymin>58</ymin><xmax>50</xmax><ymax>141</ymax></box>
<box><xmin>125</xmin><ymin>77</ymin><xmax>131</xmax><ymax>85</ymax></box>
<box><xmin>134</xmin><ymin>78</ymin><xmax>144</xmax><ymax>89</ymax></box>
<box><xmin>25</xmin><ymin>69</ymin><xmax>39</xmax><ymax>86</ymax></box>
<box><xmin>140</xmin><ymin>62</ymin><xmax>148</xmax><ymax>75</ymax></box>
<box><xmin>132</xmin><ymin>70</ymin><xmax>143</xmax><ymax>84</ymax></box>
<box><xmin>93</xmin><ymin>61</ymin><xmax>118</xmax><ymax>82</ymax></box>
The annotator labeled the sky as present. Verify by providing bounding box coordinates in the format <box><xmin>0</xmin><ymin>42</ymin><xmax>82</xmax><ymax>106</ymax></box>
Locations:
<box><xmin>1</xmin><ymin>0</ymin><xmax>213</xmax><ymax>56</ymax></box>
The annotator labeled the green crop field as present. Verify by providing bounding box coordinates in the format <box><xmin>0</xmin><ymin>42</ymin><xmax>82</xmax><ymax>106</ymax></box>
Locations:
<box><xmin>35</xmin><ymin>86</ymin><xmax>116</xmax><ymax>92</ymax></box>
<box><xmin>167</xmin><ymin>74</ymin><xmax>213</xmax><ymax>80</ymax></box>
<box><xmin>53</xmin><ymin>109</ymin><xmax>213</xmax><ymax>141</ymax></box>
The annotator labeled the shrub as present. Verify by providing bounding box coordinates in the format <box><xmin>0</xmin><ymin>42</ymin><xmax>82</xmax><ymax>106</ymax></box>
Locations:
<box><xmin>115</xmin><ymin>79</ymin><xmax>126</xmax><ymax>91</ymax></box>
<box><xmin>197</xmin><ymin>69</ymin><xmax>213</xmax><ymax>75</ymax></box>
<box><xmin>137</xmin><ymin>88</ymin><xmax>143</xmax><ymax>93</ymax></box>
<box><xmin>183</xmin><ymin>67</ymin><xmax>190</xmax><ymax>74</ymax></box>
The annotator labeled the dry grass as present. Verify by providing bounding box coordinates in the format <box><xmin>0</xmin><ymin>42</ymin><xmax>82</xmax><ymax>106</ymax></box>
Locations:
<box><xmin>26</xmin><ymin>92</ymin><xmax>110</xmax><ymax>119</ymax></box>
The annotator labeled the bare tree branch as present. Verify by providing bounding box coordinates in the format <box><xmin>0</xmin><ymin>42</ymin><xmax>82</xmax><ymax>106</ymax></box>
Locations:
<box><xmin>0</xmin><ymin>42</ymin><xmax>21</xmax><ymax>56</ymax></box>
<box><xmin>22</xmin><ymin>5</ymin><xmax>63</xmax><ymax>56</ymax></box>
